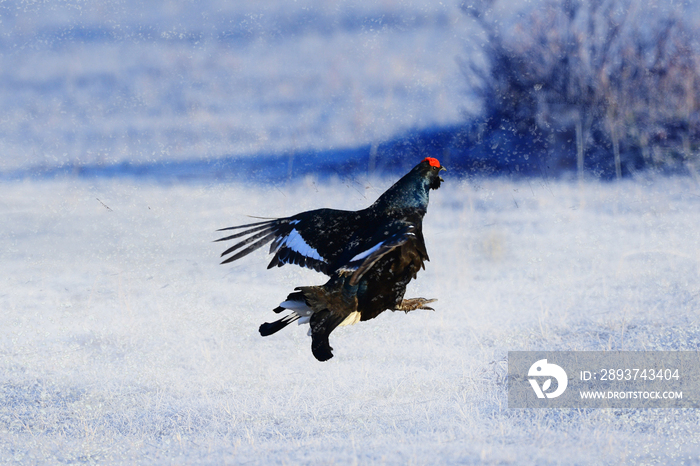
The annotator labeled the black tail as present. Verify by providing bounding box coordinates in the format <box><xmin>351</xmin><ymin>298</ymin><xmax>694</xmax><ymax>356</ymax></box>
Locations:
<box><xmin>309</xmin><ymin>309</ymin><xmax>346</xmax><ymax>362</ymax></box>
<box><xmin>259</xmin><ymin>313</ymin><xmax>300</xmax><ymax>337</ymax></box>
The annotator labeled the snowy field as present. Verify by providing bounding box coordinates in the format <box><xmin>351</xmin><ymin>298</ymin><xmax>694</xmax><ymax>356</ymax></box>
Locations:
<box><xmin>3</xmin><ymin>0</ymin><xmax>700</xmax><ymax>463</ymax></box>
<box><xmin>3</xmin><ymin>174</ymin><xmax>700</xmax><ymax>464</ymax></box>
<box><xmin>0</xmin><ymin>0</ymin><xmax>474</xmax><ymax>174</ymax></box>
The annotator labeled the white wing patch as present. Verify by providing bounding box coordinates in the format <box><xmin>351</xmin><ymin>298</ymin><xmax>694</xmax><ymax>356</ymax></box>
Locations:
<box><xmin>349</xmin><ymin>241</ymin><xmax>384</xmax><ymax>262</ymax></box>
<box><xmin>280</xmin><ymin>229</ymin><xmax>324</xmax><ymax>261</ymax></box>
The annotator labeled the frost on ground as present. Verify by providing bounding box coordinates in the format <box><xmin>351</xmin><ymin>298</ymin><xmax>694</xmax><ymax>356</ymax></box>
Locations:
<box><xmin>0</xmin><ymin>0</ymin><xmax>471</xmax><ymax>173</ymax></box>
<box><xmin>2</xmin><ymin>175</ymin><xmax>700</xmax><ymax>464</ymax></box>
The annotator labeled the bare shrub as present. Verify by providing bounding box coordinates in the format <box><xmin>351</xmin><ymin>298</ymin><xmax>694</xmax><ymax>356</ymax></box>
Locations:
<box><xmin>460</xmin><ymin>0</ymin><xmax>700</xmax><ymax>177</ymax></box>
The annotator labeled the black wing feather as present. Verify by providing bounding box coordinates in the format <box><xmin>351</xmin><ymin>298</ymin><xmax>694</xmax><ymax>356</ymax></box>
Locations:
<box><xmin>216</xmin><ymin>219</ymin><xmax>274</xmax><ymax>232</ymax></box>
<box><xmin>220</xmin><ymin>231</ymin><xmax>278</xmax><ymax>264</ymax></box>
<box><xmin>214</xmin><ymin>222</ymin><xmax>273</xmax><ymax>242</ymax></box>
<box><xmin>219</xmin><ymin>227</ymin><xmax>275</xmax><ymax>258</ymax></box>
<box><xmin>217</xmin><ymin>208</ymin><xmax>363</xmax><ymax>274</ymax></box>
<box><xmin>335</xmin><ymin>220</ymin><xmax>426</xmax><ymax>286</ymax></box>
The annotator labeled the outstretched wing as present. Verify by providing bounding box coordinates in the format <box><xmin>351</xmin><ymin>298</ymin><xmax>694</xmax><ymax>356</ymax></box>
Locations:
<box><xmin>216</xmin><ymin>208</ymin><xmax>361</xmax><ymax>275</ymax></box>
<box><xmin>337</xmin><ymin>219</ymin><xmax>429</xmax><ymax>286</ymax></box>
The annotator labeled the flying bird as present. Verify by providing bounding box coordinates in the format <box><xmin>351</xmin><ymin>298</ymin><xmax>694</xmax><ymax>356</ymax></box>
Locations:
<box><xmin>216</xmin><ymin>157</ymin><xmax>445</xmax><ymax>361</ymax></box>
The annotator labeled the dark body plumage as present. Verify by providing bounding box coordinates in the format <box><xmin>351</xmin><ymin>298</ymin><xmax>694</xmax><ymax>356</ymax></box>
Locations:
<box><xmin>217</xmin><ymin>158</ymin><xmax>445</xmax><ymax>361</ymax></box>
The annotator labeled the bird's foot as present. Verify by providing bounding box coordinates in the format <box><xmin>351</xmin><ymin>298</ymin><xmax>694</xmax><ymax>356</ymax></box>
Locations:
<box><xmin>396</xmin><ymin>297</ymin><xmax>437</xmax><ymax>313</ymax></box>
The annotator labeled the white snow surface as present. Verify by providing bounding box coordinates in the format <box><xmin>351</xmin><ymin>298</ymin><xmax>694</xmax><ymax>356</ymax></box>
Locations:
<box><xmin>2</xmin><ymin>175</ymin><xmax>700</xmax><ymax>464</ymax></box>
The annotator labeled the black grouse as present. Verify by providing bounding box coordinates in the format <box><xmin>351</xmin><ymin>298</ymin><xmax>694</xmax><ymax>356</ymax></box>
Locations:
<box><xmin>216</xmin><ymin>157</ymin><xmax>445</xmax><ymax>361</ymax></box>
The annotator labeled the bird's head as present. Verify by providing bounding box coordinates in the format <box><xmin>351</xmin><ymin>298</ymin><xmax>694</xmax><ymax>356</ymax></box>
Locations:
<box><xmin>419</xmin><ymin>157</ymin><xmax>446</xmax><ymax>190</ymax></box>
<box><xmin>372</xmin><ymin>156</ymin><xmax>446</xmax><ymax>212</ymax></box>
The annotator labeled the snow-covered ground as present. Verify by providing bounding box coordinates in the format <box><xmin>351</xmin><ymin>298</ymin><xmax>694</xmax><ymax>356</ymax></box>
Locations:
<box><xmin>0</xmin><ymin>0</ymin><xmax>474</xmax><ymax>173</ymax></box>
<box><xmin>3</xmin><ymin>174</ymin><xmax>700</xmax><ymax>464</ymax></box>
<box><xmin>4</xmin><ymin>0</ymin><xmax>700</xmax><ymax>463</ymax></box>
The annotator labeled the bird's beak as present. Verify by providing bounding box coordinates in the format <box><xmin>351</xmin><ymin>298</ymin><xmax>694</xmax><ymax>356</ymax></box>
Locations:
<box><xmin>439</xmin><ymin>166</ymin><xmax>446</xmax><ymax>182</ymax></box>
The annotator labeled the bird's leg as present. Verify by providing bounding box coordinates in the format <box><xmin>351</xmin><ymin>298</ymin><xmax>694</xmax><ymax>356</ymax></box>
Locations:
<box><xmin>395</xmin><ymin>298</ymin><xmax>437</xmax><ymax>313</ymax></box>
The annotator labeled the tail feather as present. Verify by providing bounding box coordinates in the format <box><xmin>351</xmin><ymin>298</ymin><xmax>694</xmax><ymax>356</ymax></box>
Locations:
<box><xmin>260</xmin><ymin>283</ymin><xmax>354</xmax><ymax>361</ymax></box>
<box><xmin>259</xmin><ymin>313</ymin><xmax>300</xmax><ymax>337</ymax></box>
<box><xmin>273</xmin><ymin>291</ymin><xmax>307</xmax><ymax>313</ymax></box>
